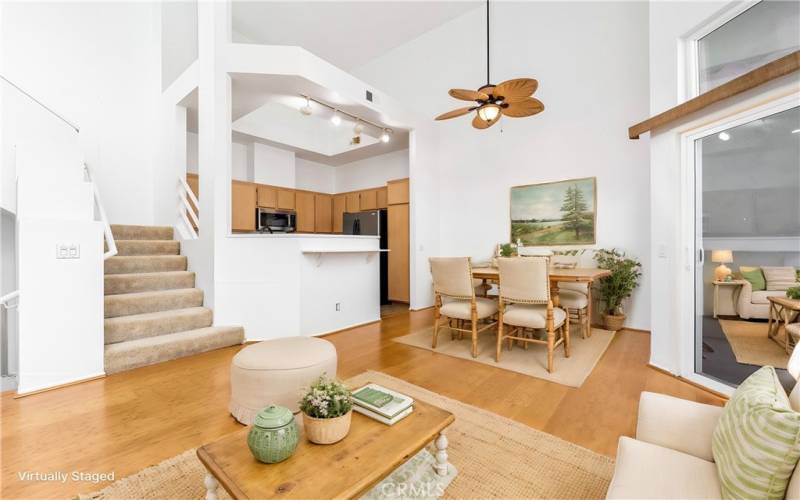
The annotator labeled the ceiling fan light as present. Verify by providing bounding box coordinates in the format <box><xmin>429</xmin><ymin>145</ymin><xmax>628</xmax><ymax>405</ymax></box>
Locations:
<box><xmin>477</xmin><ymin>104</ymin><xmax>501</xmax><ymax>123</ymax></box>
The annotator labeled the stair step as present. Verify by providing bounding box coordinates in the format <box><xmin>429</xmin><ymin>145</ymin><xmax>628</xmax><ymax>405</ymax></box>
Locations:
<box><xmin>104</xmin><ymin>271</ymin><xmax>195</xmax><ymax>295</ymax></box>
<box><xmin>105</xmin><ymin>307</ymin><xmax>213</xmax><ymax>344</ymax></box>
<box><xmin>104</xmin><ymin>288</ymin><xmax>203</xmax><ymax>318</ymax></box>
<box><xmin>105</xmin><ymin>255</ymin><xmax>187</xmax><ymax>275</ymax></box>
<box><xmin>114</xmin><ymin>239</ymin><xmax>180</xmax><ymax>256</ymax></box>
<box><xmin>111</xmin><ymin>224</ymin><xmax>174</xmax><ymax>241</ymax></box>
<box><xmin>104</xmin><ymin>326</ymin><xmax>244</xmax><ymax>374</ymax></box>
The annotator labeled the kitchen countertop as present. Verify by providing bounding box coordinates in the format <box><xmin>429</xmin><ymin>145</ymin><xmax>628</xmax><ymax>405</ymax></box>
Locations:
<box><xmin>229</xmin><ymin>232</ymin><xmax>379</xmax><ymax>239</ymax></box>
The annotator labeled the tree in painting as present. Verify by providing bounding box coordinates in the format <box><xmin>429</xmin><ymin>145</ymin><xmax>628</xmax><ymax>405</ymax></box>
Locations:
<box><xmin>560</xmin><ymin>184</ymin><xmax>588</xmax><ymax>238</ymax></box>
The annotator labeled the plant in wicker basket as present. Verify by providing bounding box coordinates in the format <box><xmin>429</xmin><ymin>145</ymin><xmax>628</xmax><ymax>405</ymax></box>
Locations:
<box><xmin>299</xmin><ymin>376</ymin><xmax>354</xmax><ymax>444</ymax></box>
<box><xmin>593</xmin><ymin>248</ymin><xmax>642</xmax><ymax>331</ymax></box>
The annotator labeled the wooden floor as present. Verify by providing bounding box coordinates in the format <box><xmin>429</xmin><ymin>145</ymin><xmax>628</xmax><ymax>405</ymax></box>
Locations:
<box><xmin>1</xmin><ymin>308</ymin><xmax>724</xmax><ymax>499</ymax></box>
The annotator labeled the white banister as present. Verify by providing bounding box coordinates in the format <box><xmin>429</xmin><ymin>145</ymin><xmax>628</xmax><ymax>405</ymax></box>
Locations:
<box><xmin>178</xmin><ymin>177</ymin><xmax>199</xmax><ymax>240</ymax></box>
<box><xmin>83</xmin><ymin>164</ymin><xmax>117</xmax><ymax>260</ymax></box>
<box><xmin>0</xmin><ymin>290</ymin><xmax>20</xmax><ymax>310</ymax></box>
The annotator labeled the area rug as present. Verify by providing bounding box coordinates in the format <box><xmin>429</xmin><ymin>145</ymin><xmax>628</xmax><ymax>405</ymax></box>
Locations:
<box><xmin>393</xmin><ymin>326</ymin><xmax>615</xmax><ymax>387</ymax></box>
<box><xmin>719</xmin><ymin>318</ymin><xmax>789</xmax><ymax>369</ymax></box>
<box><xmin>79</xmin><ymin>371</ymin><xmax>613</xmax><ymax>500</ymax></box>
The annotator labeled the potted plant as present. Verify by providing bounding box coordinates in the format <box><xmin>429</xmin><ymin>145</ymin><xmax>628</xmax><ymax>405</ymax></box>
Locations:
<box><xmin>299</xmin><ymin>376</ymin><xmax>353</xmax><ymax>445</ymax></box>
<box><xmin>593</xmin><ymin>248</ymin><xmax>642</xmax><ymax>331</ymax></box>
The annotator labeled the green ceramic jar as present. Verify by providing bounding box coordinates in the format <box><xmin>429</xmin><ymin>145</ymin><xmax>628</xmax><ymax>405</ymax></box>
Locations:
<box><xmin>247</xmin><ymin>405</ymin><xmax>299</xmax><ymax>464</ymax></box>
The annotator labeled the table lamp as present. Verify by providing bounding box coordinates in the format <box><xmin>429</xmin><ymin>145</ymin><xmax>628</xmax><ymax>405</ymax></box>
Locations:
<box><xmin>711</xmin><ymin>250</ymin><xmax>733</xmax><ymax>281</ymax></box>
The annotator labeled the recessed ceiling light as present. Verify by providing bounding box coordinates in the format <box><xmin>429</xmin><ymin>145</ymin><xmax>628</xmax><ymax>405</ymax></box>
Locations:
<box><xmin>331</xmin><ymin>110</ymin><xmax>341</xmax><ymax>126</ymax></box>
<box><xmin>792</xmin><ymin>128</ymin><xmax>800</xmax><ymax>134</ymax></box>
<box><xmin>718</xmin><ymin>132</ymin><xmax>731</xmax><ymax>141</ymax></box>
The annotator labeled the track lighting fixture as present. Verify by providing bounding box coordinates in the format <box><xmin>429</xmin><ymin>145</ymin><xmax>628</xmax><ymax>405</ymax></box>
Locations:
<box><xmin>330</xmin><ymin>110</ymin><xmax>341</xmax><ymax>126</ymax></box>
<box><xmin>300</xmin><ymin>97</ymin><xmax>312</xmax><ymax>116</ymax></box>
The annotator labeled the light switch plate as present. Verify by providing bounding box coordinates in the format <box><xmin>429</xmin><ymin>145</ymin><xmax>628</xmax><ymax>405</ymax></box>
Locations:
<box><xmin>56</xmin><ymin>243</ymin><xmax>80</xmax><ymax>259</ymax></box>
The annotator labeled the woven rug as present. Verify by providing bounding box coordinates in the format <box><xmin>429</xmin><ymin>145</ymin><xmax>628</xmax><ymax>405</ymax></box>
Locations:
<box><xmin>719</xmin><ymin>319</ymin><xmax>788</xmax><ymax>369</ymax></box>
<box><xmin>79</xmin><ymin>371</ymin><xmax>613</xmax><ymax>499</ymax></box>
<box><xmin>393</xmin><ymin>326</ymin><xmax>615</xmax><ymax>387</ymax></box>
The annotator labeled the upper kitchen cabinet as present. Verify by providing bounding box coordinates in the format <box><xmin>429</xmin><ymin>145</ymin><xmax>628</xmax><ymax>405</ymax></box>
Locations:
<box><xmin>359</xmin><ymin>189</ymin><xmax>378</xmax><ymax>210</ymax></box>
<box><xmin>232</xmin><ymin>180</ymin><xmax>257</xmax><ymax>232</ymax></box>
<box><xmin>314</xmin><ymin>194</ymin><xmax>332</xmax><ymax>233</ymax></box>
<box><xmin>345</xmin><ymin>192</ymin><xmax>360</xmax><ymax>213</ymax></box>
<box><xmin>257</xmin><ymin>184</ymin><xmax>277</xmax><ymax>208</ymax></box>
<box><xmin>277</xmin><ymin>189</ymin><xmax>295</xmax><ymax>210</ymax></box>
<box><xmin>332</xmin><ymin>194</ymin><xmax>346</xmax><ymax>233</ymax></box>
<box><xmin>376</xmin><ymin>187</ymin><xmax>387</xmax><ymax>209</ymax></box>
<box><xmin>295</xmin><ymin>191</ymin><xmax>316</xmax><ymax>233</ymax></box>
<box><xmin>387</xmin><ymin>178</ymin><xmax>409</xmax><ymax>205</ymax></box>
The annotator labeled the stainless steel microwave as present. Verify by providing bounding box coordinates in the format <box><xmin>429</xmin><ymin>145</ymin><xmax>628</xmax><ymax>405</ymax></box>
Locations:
<box><xmin>257</xmin><ymin>208</ymin><xmax>296</xmax><ymax>233</ymax></box>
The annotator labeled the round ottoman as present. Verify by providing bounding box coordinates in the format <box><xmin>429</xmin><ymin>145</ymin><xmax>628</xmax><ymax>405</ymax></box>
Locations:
<box><xmin>229</xmin><ymin>337</ymin><xmax>337</xmax><ymax>425</ymax></box>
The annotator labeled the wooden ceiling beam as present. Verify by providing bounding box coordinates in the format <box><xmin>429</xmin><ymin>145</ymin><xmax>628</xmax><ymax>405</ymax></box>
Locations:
<box><xmin>629</xmin><ymin>50</ymin><xmax>800</xmax><ymax>140</ymax></box>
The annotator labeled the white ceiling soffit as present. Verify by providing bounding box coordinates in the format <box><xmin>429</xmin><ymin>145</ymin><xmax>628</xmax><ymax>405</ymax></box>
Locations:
<box><xmin>231</xmin><ymin>1</ymin><xmax>482</xmax><ymax>71</ymax></box>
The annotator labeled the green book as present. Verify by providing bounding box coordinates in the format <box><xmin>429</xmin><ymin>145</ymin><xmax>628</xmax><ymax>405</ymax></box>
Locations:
<box><xmin>353</xmin><ymin>387</ymin><xmax>394</xmax><ymax>408</ymax></box>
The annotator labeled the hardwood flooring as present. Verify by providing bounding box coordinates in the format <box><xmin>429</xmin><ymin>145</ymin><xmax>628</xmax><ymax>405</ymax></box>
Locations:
<box><xmin>0</xmin><ymin>308</ymin><xmax>724</xmax><ymax>499</ymax></box>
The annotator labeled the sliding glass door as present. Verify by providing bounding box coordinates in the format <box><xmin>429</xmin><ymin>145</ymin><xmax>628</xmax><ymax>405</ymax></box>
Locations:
<box><xmin>693</xmin><ymin>104</ymin><xmax>800</xmax><ymax>390</ymax></box>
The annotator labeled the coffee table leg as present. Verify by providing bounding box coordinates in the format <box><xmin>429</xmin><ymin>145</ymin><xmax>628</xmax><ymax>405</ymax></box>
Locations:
<box><xmin>434</xmin><ymin>431</ymin><xmax>449</xmax><ymax>476</ymax></box>
<box><xmin>204</xmin><ymin>473</ymin><xmax>219</xmax><ymax>500</ymax></box>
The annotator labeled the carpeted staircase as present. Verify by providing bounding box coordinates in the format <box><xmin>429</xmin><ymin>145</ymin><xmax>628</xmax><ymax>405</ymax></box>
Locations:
<box><xmin>103</xmin><ymin>224</ymin><xmax>244</xmax><ymax>374</ymax></box>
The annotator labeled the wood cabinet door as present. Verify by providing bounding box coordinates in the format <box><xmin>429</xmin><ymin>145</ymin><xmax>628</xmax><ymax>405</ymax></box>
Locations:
<box><xmin>332</xmin><ymin>194</ymin><xmax>346</xmax><ymax>233</ymax></box>
<box><xmin>387</xmin><ymin>178</ymin><xmax>409</xmax><ymax>205</ymax></box>
<box><xmin>376</xmin><ymin>187</ymin><xmax>387</xmax><ymax>209</ymax></box>
<box><xmin>314</xmin><ymin>194</ymin><xmax>332</xmax><ymax>233</ymax></box>
<box><xmin>231</xmin><ymin>181</ymin><xmax>257</xmax><ymax>232</ymax></box>
<box><xmin>277</xmin><ymin>189</ymin><xmax>295</xmax><ymax>210</ymax></box>
<box><xmin>388</xmin><ymin>203</ymin><xmax>410</xmax><ymax>302</ymax></box>
<box><xmin>295</xmin><ymin>191</ymin><xmax>315</xmax><ymax>232</ymax></box>
<box><xmin>345</xmin><ymin>192</ymin><xmax>360</xmax><ymax>213</ymax></box>
<box><xmin>257</xmin><ymin>185</ymin><xmax>277</xmax><ymax>208</ymax></box>
<box><xmin>359</xmin><ymin>189</ymin><xmax>377</xmax><ymax>210</ymax></box>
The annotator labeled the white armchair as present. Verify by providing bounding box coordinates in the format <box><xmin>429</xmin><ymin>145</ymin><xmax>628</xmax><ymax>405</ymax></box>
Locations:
<box><xmin>737</xmin><ymin>280</ymin><xmax>787</xmax><ymax>320</ymax></box>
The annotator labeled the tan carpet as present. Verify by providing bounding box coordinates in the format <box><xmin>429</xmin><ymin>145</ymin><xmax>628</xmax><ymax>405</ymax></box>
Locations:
<box><xmin>79</xmin><ymin>371</ymin><xmax>613</xmax><ymax>500</ymax></box>
<box><xmin>393</xmin><ymin>325</ymin><xmax>615</xmax><ymax>388</ymax></box>
<box><xmin>719</xmin><ymin>319</ymin><xmax>789</xmax><ymax>369</ymax></box>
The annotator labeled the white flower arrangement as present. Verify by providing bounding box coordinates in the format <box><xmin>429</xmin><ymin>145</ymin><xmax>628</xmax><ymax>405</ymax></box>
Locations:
<box><xmin>299</xmin><ymin>375</ymin><xmax>353</xmax><ymax>419</ymax></box>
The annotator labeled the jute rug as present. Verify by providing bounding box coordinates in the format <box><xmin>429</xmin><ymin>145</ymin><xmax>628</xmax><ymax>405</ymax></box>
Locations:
<box><xmin>719</xmin><ymin>319</ymin><xmax>789</xmax><ymax>369</ymax></box>
<box><xmin>393</xmin><ymin>326</ymin><xmax>615</xmax><ymax>387</ymax></box>
<box><xmin>80</xmin><ymin>371</ymin><xmax>613</xmax><ymax>500</ymax></box>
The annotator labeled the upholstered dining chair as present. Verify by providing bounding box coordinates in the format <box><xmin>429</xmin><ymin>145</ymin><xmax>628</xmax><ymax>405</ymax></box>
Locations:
<box><xmin>430</xmin><ymin>257</ymin><xmax>498</xmax><ymax>358</ymax></box>
<box><xmin>496</xmin><ymin>256</ymin><xmax>570</xmax><ymax>372</ymax></box>
<box><xmin>551</xmin><ymin>254</ymin><xmax>591</xmax><ymax>339</ymax></box>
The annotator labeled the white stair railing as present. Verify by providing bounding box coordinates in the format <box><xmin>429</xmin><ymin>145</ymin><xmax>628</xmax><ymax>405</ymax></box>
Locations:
<box><xmin>83</xmin><ymin>164</ymin><xmax>117</xmax><ymax>260</ymax></box>
<box><xmin>0</xmin><ymin>290</ymin><xmax>19</xmax><ymax>310</ymax></box>
<box><xmin>178</xmin><ymin>176</ymin><xmax>199</xmax><ymax>239</ymax></box>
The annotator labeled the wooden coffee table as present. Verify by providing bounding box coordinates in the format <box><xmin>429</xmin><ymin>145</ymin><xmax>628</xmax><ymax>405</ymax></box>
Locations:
<box><xmin>197</xmin><ymin>397</ymin><xmax>455</xmax><ymax>499</ymax></box>
<box><xmin>768</xmin><ymin>296</ymin><xmax>800</xmax><ymax>354</ymax></box>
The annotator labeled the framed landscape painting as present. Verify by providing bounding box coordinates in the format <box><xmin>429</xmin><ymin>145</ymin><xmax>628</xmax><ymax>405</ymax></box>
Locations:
<box><xmin>510</xmin><ymin>177</ymin><xmax>596</xmax><ymax>246</ymax></box>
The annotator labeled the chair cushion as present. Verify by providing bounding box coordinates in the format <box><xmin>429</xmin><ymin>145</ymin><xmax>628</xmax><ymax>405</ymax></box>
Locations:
<box><xmin>559</xmin><ymin>289</ymin><xmax>588</xmax><ymax>309</ymax></box>
<box><xmin>440</xmin><ymin>297</ymin><xmax>498</xmax><ymax>320</ymax></box>
<box><xmin>502</xmin><ymin>304</ymin><xmax>566</xmax><ymax>329</ymax></box>
<box><xmin>712</xmin><ymin>366</ymin><xmax>800</xmax><ymax>500</ymax></box>
<box><xmin>751</xmin><ymin>290</ymin><xmax>787</xmax><ymax>305</ymax></box>
<box><xmin>606</xmin><ymin>437</ymin><xmax>721</xmax><ymax>499</ymax></box>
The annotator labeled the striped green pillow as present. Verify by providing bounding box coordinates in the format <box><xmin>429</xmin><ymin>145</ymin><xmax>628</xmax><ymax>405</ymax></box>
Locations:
<box><xmin>712</xmin><ymin>366</ymin><xmax>800</xmax><ymax>499</ymax></box>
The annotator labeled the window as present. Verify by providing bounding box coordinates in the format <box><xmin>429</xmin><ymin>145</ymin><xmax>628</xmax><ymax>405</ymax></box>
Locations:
<box><xmin>696</xmin><ymin>0</ymin><xmax>800</xmax><ymax>94</ymax></box>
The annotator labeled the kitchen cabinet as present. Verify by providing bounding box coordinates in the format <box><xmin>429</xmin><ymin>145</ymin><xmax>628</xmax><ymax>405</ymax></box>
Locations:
<box><xmin>295</xmin><ymin>191</ymin><xmax>316</xmax><ymax>233</ymax></box>
<box><xmin>277</xmin><ymin>189</ymin><xmax>295</xmax><ymax>210</ymax></box>
<box><xmin>232</xmin><ymin>181</ymin><xmax>257</xmax><ymax>232</ymax></box>
<box><xmin>332</xmin><ymin>194</ymin><xmax>346</xmax><ymax>233</ymax></box>
<box><xmin>376</xmin><ymin>187</ymin><xmax>387</xmax><ymax>209</ymax></box>
<box><xmin>315</xmin><ymin>194</ymin><xmax>332</xmax><ymax>233</ymax></box>
<box><xmin>359</xmin><ymin>189</ymin><xmax>377</xmax><ymax>210</ymax></box>
<box><xmin>387</xmin><ymin>178</ymin><xmax>409</xmax><ymax>205</ymax></box>
<box><xmin>257</xmin><ymin>185</ymin><xmax>277</xmax><ymax>208</ymax></box>
<box><xmin>388</xmin><ymin>203</ymin><xmax>410</xmax><ymax>302</ymax></box>
<box><xmin>345</xmin><ymin>192</ymin><xmax>360</xmax><ymax>213</ymax></box>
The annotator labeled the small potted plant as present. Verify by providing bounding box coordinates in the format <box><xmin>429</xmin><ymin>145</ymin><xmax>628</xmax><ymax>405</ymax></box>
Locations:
<box><xmin>299</xmin><ymin>376</ymin><xmax>353</xmax><ymax>445</ymax></box>
<box><xmin>594</xmin><ymin>248</ymin><xmax>642</xmax><ymax>331</ymax></box>
<box><xmin>787</xmin><ymin>286</ymin><xmax>800</xmax><ymax>300</ymax></box>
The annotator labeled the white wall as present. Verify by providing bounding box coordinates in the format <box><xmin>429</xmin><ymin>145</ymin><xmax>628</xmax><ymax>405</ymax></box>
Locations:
<box><xmin>1</xmin><ymin>1</ymin><xmax>159</xmax><ymax>225</ymax></box>
<box><xmin>252</xmin><ymin>142</ymin><xmax>296</xmax><ymax>187</ymax></box>
<box><xmin>296</xmin><ymin>158</ymin><xmax>336</xmax><ymax>193</ymax></box>
<box><xmin>355</xmin><ymin>2</ymin><xmax>652</xmax><ymax>328</ymax></box>
<box><xmin>161</xmin><ymin>0</ymin><xmax>198</xmax><ymax>91</ymax></box>
<box><xmin>187</xmin><ymin>132</ymin><xmax>250</xmax><ymax>181</ymax></box>
<box><xmin>334</xmin><ymin>149</ymin><xmax>409</xmax><ymax>193</ymax></box>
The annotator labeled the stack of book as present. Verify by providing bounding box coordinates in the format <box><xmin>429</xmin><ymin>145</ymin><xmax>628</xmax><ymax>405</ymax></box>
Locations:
<box><xmin>352</xmin><ymin>383</ymin><xmax>414</xmax><ymax>425</ymax></box>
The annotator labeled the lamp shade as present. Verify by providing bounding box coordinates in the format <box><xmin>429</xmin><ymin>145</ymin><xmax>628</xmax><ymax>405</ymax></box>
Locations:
<box><xmin>711</xmin><ymin>250</ymin><xmax>733</xmax><ymax>264</ymax></box>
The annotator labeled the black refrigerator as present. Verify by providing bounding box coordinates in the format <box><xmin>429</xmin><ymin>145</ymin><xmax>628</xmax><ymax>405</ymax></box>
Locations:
<box><xmin>343</xmin><ymin>210</ymin><xmax>389</xmax><ymax>305</ymax></box>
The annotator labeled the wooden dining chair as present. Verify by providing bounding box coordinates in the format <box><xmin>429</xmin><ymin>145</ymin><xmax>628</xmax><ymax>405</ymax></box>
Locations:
<box><xmin>496</xmin><ymin>256</ymin><xmax>570</xmax><ymax>372</ymax></box>
<box><xmin>551</xmin><ymin>254</ymin><xmax>591</xmax><ymax>339</ymax></box>
<box><xmin>429</xmin><ymin>257</ymin><xmax>498</xmax><ymax>358</ymax></box>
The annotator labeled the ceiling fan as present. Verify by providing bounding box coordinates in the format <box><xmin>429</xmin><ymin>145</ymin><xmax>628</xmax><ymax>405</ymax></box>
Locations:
<box><xmin>435</xmin><ymin>0</ymin><xmax>544</xmax><ymax>129</ymax></box>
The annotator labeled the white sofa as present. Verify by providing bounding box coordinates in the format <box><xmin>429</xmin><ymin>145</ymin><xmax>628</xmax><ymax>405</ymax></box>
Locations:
<box><xmin>737</xmin><ymin>280</ymin><xmax>788</xmax><ymax>320</ymax></box>
<box><xmin>607</xmin><ymin>350</ymin><xmax>800</xmax><ymax>499</ymax></box>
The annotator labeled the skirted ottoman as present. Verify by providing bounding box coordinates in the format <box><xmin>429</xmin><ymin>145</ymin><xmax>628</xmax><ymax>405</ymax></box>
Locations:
<box><xmin>229</xmin><ymin>337</ymin><xmax>337</xmax><ymax>424</ymax></box>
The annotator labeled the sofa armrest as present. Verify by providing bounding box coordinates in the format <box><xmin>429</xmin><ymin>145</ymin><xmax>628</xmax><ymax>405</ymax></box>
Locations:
<box><xmin>636</xmin><ymin>392</ymin><xmax>724</xmax><ymax>462</ymax></box>
<box><xmin>737</xmin><ymin>280</ymin><xmax>753</xmax><ymax>319</ymax></box>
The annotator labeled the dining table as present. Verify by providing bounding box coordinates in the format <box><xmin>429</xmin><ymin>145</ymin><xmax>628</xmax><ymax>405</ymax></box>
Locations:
<box><xmin>471</xmin><ymin>266</ymin><xmax>612</xmax><ymax>326</ymax></box>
